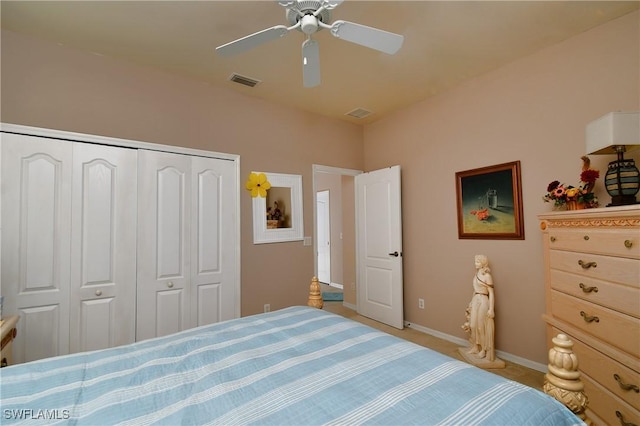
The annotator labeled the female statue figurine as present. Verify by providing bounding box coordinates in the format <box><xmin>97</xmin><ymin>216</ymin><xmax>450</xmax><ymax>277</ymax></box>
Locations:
<box><xmin>460</xmin><ymin>254</ymin><xmax>503</xmax><ymax>367</ymax></box>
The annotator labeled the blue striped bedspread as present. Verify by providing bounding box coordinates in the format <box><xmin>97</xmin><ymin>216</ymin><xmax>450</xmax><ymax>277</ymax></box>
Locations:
<box><xmin>0</xmin><ymin>306</ymin><xmax>583</xmax><ymax>425</ymax></box>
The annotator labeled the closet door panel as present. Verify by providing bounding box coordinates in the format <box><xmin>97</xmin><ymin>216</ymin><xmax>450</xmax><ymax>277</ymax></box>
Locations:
<box><xmin>79</xmin><ymin>298</ymin><xmax>114</xmax><ymax>351</ymax></box>
<box><xmin>20</xmin><ymin>305</ymin><xmax>63</xmax><ymax>362</ymax></box>
<box><xmin>191</xmin><ymin>157</ymin><xmax>238</xmax><ymax>326</ymax></box>
<box><xmin>70</xmin><ymin>143</ymin><xmax>137</xmax><ymax>353</ymax></box>
<box><xmin>197</xmin><ymin>284</ymin><xmax>221</xmax><ymax>326</ymax></box>
<box><xmin>1</xmin><ymin>134</ymin><xmax>72</xmax><ymax>363</ymax></box>
<box><xmin>137</xmin><ymin>150</ymin><xmax>191</xmax><ymax>341</ymax></box>
<box><xmin>156</xmin><ymin>289</ymin><xmax>183</xmax><ymax>336</ymax></box>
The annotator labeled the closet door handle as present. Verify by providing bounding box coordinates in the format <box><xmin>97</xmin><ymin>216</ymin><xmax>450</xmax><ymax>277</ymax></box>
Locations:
<box><xmin>95</xmin><ymin>290</ymin><xmax>102</xmax><ymax>297</ymax></box>
<box><xmin>388</xmin><ymin>251</ymin><xmax>399</xmax><ymax>257</ymax></box>
<box><xmin>167</xmin><ymin>281</ymin><xmax>174</xmax><ymax>288</ymax></box>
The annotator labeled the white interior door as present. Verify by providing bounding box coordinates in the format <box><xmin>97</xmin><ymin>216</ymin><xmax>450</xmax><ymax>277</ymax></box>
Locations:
<box><xmin>356</xmin><ymin>166</ymin><xmax>403</xmax><ymax>329</ymax></box>
<box><xmin>69</xmin><ymin>143</ymin><xmax>137</xmax><ymax>353</ymax></box>
<box><xmin>1</xmin><ymin>134</ymin><xmax>72</xmax><ymax>363</ymax></box>
<box><xmin>137</xmin><ymin>150</ymin><xmax>191</xmax><ymax>341</ymax></box>
<box><xmin>190</xmin><ymin>156</ymin><xmax>238</xmax><ymax>327</ymax></box>
<box><xmin>316</xmin><ymin>190</ymin><xmax>331</xmax><ymax>284</ymax></box>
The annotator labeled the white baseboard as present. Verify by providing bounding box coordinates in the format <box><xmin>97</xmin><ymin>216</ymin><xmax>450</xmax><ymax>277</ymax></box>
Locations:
<box><xmin>343</xmin><ymin>302</ymin><xmax>356</xmax><ymax>311</ymax></box>
<box><xmin>332</xmin><ymin>305</ymin><xmax>546</xmax><ymax>373</ymax></box>
<box><xmin>404</xmin><ymin>320</ymin><xmax>547</xmax><ymax>373</ymax></box>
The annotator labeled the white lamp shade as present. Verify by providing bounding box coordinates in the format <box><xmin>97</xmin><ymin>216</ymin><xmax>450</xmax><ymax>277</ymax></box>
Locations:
<box><xmin>585</xmin><ymin>111</ymin><xmax>640</xmax><ymax>155</ymax></box>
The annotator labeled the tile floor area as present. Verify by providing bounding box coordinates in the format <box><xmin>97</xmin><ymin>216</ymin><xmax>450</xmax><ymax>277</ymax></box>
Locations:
<box><xmin>322</xmin><ymin>301</ymin><xmax>545</xmax><ymax>390</ymax></box>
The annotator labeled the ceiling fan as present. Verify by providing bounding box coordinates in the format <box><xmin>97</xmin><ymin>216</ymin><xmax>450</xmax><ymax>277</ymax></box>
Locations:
<box><xmin>215</xmin><ymin>0</ymin><xmax>404</xmax><ymax>88</ymax></box>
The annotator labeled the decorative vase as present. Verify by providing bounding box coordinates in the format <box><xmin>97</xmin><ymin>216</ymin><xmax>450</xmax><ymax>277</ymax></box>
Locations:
<box><xmin>566</xmin><ymin>200</ymin><xmax>586</xmax><ymax>210</ymax></box>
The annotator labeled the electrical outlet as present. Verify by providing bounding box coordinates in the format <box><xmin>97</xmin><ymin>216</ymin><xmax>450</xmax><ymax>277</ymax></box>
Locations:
<box><xmin>264</xmin><ymin>304</ymin><xmax>271</xmax><ymax>313</ymax></box>
<box><xmin>418</xmin><ymin>298</ymin><xmax>425</xmax><ymax>309</ymax></box>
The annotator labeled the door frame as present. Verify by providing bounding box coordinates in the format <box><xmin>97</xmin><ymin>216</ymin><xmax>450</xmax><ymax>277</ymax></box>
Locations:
<box><xmin>312</xmin><ymin>165</ymin><xmax>362</xmax><ymax>300</ymax></box>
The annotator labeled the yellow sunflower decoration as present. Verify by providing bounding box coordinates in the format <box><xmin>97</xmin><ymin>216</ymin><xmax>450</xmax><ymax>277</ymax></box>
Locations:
<box><xmin>245</xmin><ymin>172</ymin><xmax>271</xmax><ymax>198</ymax></box>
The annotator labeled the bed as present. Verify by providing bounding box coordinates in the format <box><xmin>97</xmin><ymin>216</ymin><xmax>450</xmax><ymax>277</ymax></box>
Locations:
<box><xmin>0</xmin><ymin>305</ymin><xmax>584</xmax><ymax>425</ymax></box>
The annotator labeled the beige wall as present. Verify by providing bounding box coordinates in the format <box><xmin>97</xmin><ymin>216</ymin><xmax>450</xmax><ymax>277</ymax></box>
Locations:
<box><xmin>1</xmin><ymin>9</ymin><xmax>638</xmax><ymax>366</ymax></box>
<box><xmin>0</xmin><ymin>29</ymin><xmax>364</xmax><ymax>316</ymax></box>
<box><xmin>363</xmin><ymin>11</ymin><xmax>639</xmax><ymax>363</ymax></box>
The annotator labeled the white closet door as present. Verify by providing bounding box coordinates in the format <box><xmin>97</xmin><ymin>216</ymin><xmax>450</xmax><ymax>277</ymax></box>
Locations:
<box><xmin>1</xmin><ymin>134</ymin><xmax>72</xmax><ymax>363</ymax></box>
<box><xmin>137</xmin><ymin>150</ymin><xmax>191</xmax><ymax>341</ymax></box>
<box><xmin>190</xmin><ymin>156</ymin><xmax>238</xmax><ymax>326</ymax></box>
<box><xmin>69</xmin><ymin>143</ymin><xmax>137</xmax><ymax>353</ymax></box>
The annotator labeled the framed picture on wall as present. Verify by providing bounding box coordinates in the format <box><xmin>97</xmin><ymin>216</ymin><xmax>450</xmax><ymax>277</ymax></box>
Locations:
<box><xmin>455</xmin><ymin>161</ymin><xmax>524</xmax><ymax>240</ymax></box>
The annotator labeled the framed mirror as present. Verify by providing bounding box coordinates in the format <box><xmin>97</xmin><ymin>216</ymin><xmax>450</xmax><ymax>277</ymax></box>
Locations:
<box><xmin>252</xmin><ymin>172</ymin><xmax>304</xmax><ymax>244</ymax></box>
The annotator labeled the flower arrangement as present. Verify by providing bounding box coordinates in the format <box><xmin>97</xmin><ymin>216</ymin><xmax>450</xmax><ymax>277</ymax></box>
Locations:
<box><xmin>245</xmin><ymin>172</ymin><xmax>271</xmax><ymax>198</ymax></box>
<box><xmin>543</xmin><ymin>156</ymin><xmax>600</xmax><ymax>209</ymax></box>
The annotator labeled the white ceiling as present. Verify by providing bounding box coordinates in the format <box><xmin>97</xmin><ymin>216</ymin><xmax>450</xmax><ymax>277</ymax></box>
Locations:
<box><xmin>2</xmin><ymin>1</ymin><xmax>638</xmax><ymax>124</ymax></box>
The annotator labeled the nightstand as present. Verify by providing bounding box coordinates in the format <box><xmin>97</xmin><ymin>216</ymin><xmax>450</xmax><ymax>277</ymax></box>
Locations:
<box><xmin>1</xmin><ymin>315</ymin><xmax>20</xmax><ymax>367</ymax></box>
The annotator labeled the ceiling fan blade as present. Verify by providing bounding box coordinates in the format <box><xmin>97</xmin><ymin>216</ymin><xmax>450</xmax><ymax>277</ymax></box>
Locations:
<box><xmin>302</xmin><ymin>38</ymin><xmax>321</xmax><ymax>88</ymax></box>
<box><xmin>329</xmin><ymin>20</ymin><xmax>404</xmax><ymax>55</ymax></box>
<box><xmin>216</xmin><ymin>25</ymin><xmax>289</xmax><ymax>57</ymax></box>
<box><xmin>320</xmin><ymin>0</ymin><xmax>344</xmax><ymax>10</ymax></box>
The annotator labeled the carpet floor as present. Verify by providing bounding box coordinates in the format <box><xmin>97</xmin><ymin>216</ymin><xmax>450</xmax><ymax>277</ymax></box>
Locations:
<box><xmin>322</xmin><ymin>303</ymin><xmax>545</xmax><ymax>390</ymax></box>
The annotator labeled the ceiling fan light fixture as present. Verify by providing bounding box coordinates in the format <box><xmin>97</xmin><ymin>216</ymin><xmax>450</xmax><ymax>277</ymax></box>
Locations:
<box><xmin>300</xmin><ymin>15</ymin><xmax>319</xmax><ymax>35</ymax></box>
<box><xmin>287</xmin><ymin>1</ymin><xmax>331</xmax><ymax>28</ymax></box>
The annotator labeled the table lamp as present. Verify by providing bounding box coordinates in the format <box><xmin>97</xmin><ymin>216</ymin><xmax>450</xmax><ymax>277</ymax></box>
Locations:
<box><xmin>586</xmin><ymin>111</ymin><xmax>640</xmax><ymax>206</ymax></box>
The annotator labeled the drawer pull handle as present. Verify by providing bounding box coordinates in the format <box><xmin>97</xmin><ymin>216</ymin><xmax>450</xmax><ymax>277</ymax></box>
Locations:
<box><xmin>583</xmin><ymin>235</ymin><xmax>589</xmax><ymax>241</ymax></box>
<box><xmin>578</xmin><ymin>260</ymin><xmax>597</xmax><ymax>269</ymax></box>
<box><xmin>579</xmin><ymin>283</ymin><xmax>598</xmax><ymax>293</ymax></box>
<box><xmin>616</xmin><ymin>411</ymin><xmax>637</xmax><ymax>426</ymax></box>
<box><xmin>580</xmin><ymin>311</ymin><xmax>599</xmax><ymax>323</ymax></box>
<box><xmin>550</xmin><ymin>236</ymin><xmax>556</xmax><ymax>242</ymax></box>
<box><xmin>95</xmin><ymin>290</ymin><xmax>102</xmax><ymax>297</ymax></box>
<box><xmin>624</xmin><ymin>240</ymin><xmax>633</xmax><ymax>248</ymax></box>
<box><xmin>614</xmin><ymin>374</ymin><xmax>640</xmax><ymax>393</ymax></box>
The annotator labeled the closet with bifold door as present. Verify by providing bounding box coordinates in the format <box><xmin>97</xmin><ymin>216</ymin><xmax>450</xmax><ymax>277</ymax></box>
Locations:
<box><xmin>136</xmin><ymin>149</ymin><xmax>239</xmax><ymax>341</ymax></box>
<box><xmin>1</xmin><ymin>124</ymin><xmax>240</xmax><ymax>364</ymax></box>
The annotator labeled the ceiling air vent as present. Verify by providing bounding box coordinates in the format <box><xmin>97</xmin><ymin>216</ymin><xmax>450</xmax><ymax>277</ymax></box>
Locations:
<box><xmin>228</xmin><ymin>73</ymin><xmax>261</xmax><ymax>88</ymax></box>
<box><xmin>345</xmin><ymin>108</ymin><xmax>373</xmax><ymax>119</ymax></box>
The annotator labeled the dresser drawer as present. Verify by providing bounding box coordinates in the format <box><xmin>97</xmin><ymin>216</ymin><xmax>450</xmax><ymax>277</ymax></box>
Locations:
<box><xmin>546</xmin><ymin>228</ymin><xmax>640</xmax><ymax>259</ymax></box>
<box><xmin>550</xmin><ymin>269</ymin><xmax>640</xmax><ymax>318</ymax></box>
<box><xmin>549</xmin><ymin>250</ymin><xmax>640</xmax><ymax>287</ymax></box>
<box><xmin>569</xmin><ymin>333</ymin><xmax>640</xmax><ymax>409</ymax></box>
<box><xmin>582</xmin><ymin>372</ymin><xmax>640</xmax><ymax>426</ymax></box>
<box><xmin>551</xmin><ymin>291</ymin><xmax>640</xmax><ymax>357</ymax></box>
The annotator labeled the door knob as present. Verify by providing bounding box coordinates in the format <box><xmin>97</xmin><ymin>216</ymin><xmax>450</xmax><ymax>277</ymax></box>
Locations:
<box><xmin>388</xmin><ymin>251</ymin><xmax>399</xmax><ymax>257</ymax></box>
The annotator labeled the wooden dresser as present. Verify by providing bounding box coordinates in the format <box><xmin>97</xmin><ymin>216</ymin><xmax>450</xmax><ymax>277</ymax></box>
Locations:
<box><xmin>539</xmin><ymin>206</ymin><xmax>640</xmax><ymax>426</ymax></box>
